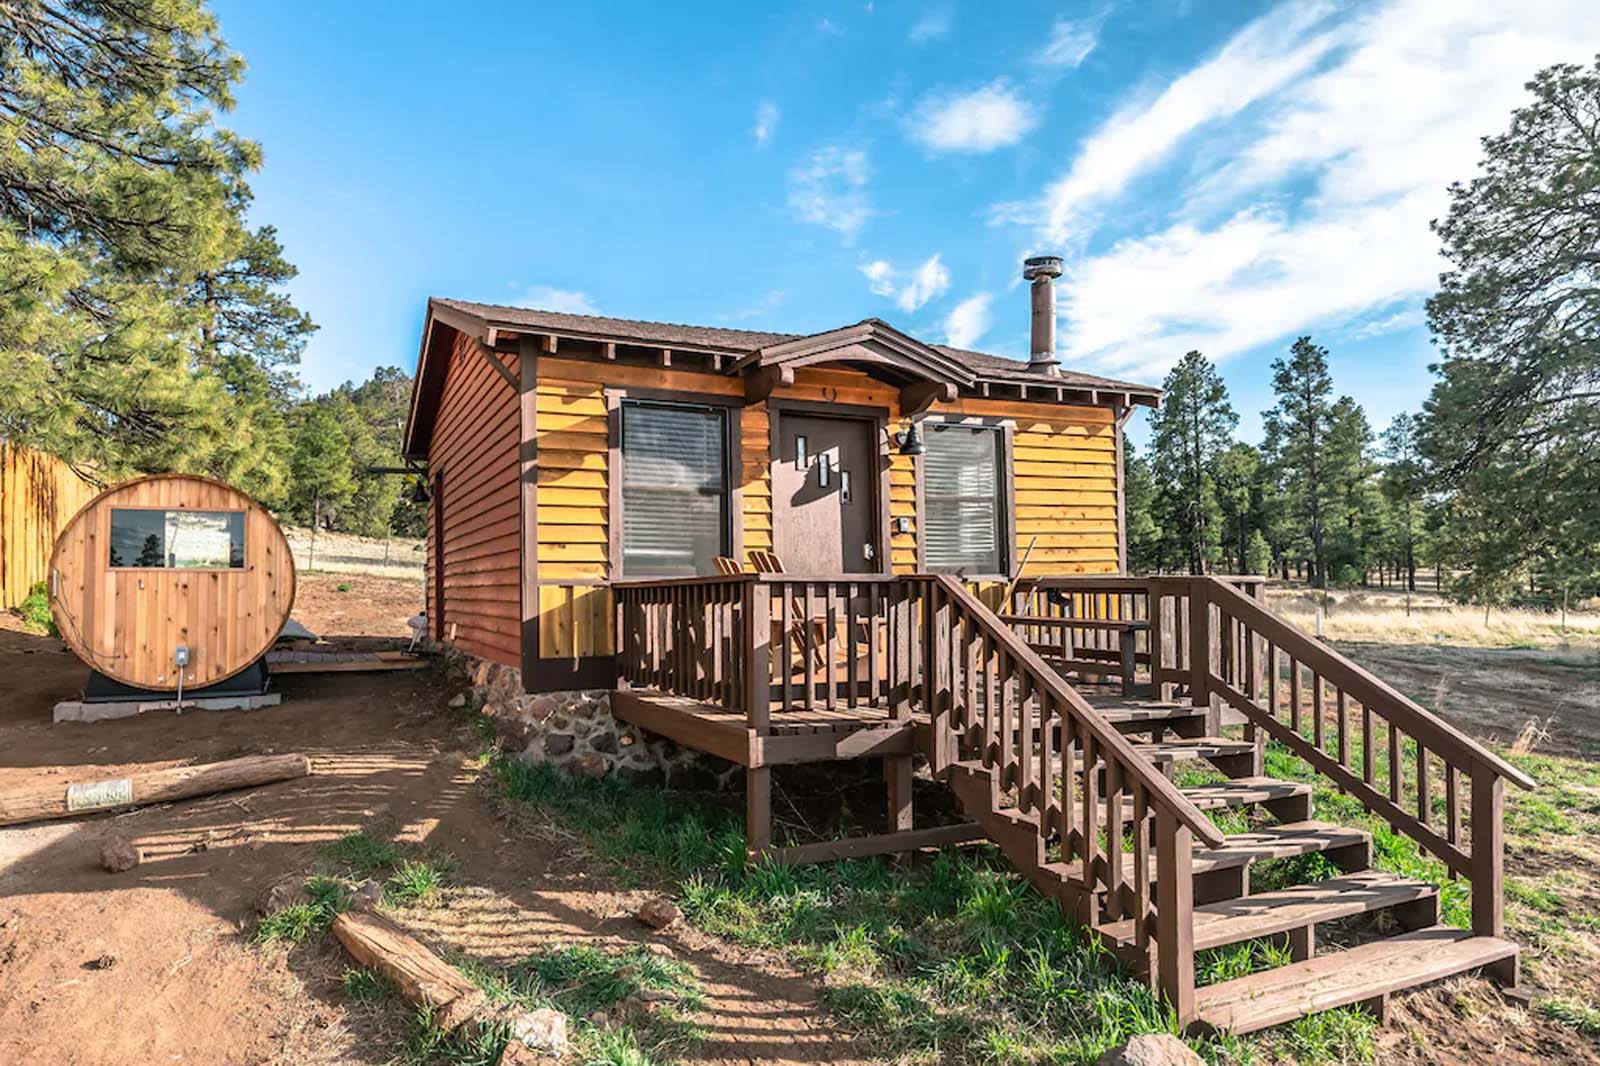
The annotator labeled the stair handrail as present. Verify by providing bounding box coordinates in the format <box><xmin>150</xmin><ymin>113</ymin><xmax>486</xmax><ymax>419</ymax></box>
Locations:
<box><xmin>932</xmin><ymin>575</ymin><xmax>1226</xmax><ymax>848</ymax></box>
<box><xmin>1200</xmin><ymin>577</ymin><xmax>1535</xmax><ymax>792</ymax></box>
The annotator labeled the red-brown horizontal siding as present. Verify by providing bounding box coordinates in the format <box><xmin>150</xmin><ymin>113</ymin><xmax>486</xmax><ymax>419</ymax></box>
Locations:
<box><xmin>427</xmin><ymin>332</ymin><xmax>521</xmax><ymax>667</ymax></box>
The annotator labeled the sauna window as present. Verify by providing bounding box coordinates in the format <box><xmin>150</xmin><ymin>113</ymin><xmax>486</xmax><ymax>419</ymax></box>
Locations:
<box><xmin>620</xmin><ymin>401</ymin><xmax>730</xmax><ymax>577</ymax></box>
<box><xmin>922</xmin><ymin>425</ymin><xmax>1007</xmax><ymax>575</ymax></box>
<box><xmin>109</xmin><ymin>509</ymin><xmax>246</xmax><ymax>569</ymax></box>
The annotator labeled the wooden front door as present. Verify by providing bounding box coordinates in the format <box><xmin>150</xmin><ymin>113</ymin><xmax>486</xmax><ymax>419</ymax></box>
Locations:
<box><xmin>773</xmin><ymin>412</ymin><xmax>881</xmax><ymax>574</ymax></box>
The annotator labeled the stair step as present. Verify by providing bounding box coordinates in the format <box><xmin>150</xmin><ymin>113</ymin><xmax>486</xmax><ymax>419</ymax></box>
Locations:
<box><xmin>1100</xmin><ymin>777</ymin><xmax>1313</xmax><ymax>825</ymax></box>
<box><xmin>1098</xmin><ymin>823</ymin><xmax>1372</xmax><ymax>914</ymax></box>
<box><xmin>1194</xmin><ymin>925</ymin><xmax>1518</xmax><ymax>1034</ymax></box>
<box><xmin>1100</xmin><ymin>870</ymin><xmax>1435</xmax><ymax>952</ymax></box>
<box><xmin>1134</xmin><ymin>737</ymin><xmax>1255</xmax><ymax>763</ymax></box>
<box><xmin>1097</xmin><ymin>702</ymin><xmax>1208</xmax><ymax>726</ymax></box>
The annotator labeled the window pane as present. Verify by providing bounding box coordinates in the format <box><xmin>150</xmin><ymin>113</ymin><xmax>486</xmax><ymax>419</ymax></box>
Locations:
<box><xmin>109</xmin><ymin>509</ymin><xmax>246</xmax><ymax>569</ymax></box>
<box><xmin>922</xmin><ymin>426</ymin><xmax>1003</xmax><ymax>574</ymax></box>
<box><xmin>622</xmin><ymin>403</ymin><xmax>727</xmax><ymax>576</ymax></box>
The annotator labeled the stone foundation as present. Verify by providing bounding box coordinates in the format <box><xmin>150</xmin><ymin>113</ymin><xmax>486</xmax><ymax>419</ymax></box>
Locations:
<box><xmin>455</xmin><ymin>653</ymin><xmax>736</xmax><ymax>789</ymax></box>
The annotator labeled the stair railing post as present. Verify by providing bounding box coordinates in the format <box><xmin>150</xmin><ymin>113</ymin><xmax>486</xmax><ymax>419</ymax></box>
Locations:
<box><xmin>1154</xmin><ymin>805</ymin><xmax>1196</xmax><ymax>1024</ymax></box>
<box><xmin>1187</xmin><ymin>580</ymin><xmax>1214</xmax><ymax>733</ymax></box>
<box><xmin>1470</xmin><ymin>764</ymin><xmax>1505</xmax><ymax>938</ymax></box>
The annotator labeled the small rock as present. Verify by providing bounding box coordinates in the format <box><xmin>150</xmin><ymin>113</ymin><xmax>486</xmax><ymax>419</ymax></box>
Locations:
<box><xmin>84</xmin><ymin>952</ymin><xmax>117</xmax><ymax>970</ymax></box>
<box><xmin>351</xmin><ymin>879</ymin><xmax>383</xmax><ymax>909</ymax></box>
<box><xmin>567</xmin><ymin>752</ymin><xmax>610</xmax><ymax>779</ymax></box>
<box><xmin>543</xmin><ymin>733</ymin><xmax>575</xmax><ymax>756</ymax></box>
<box><xmin>98</xmin><ymin>836</ymin><xmax>141</xmax><ymax>873</ymax></box>
<box><xmin>643</xmin><ymin>942</ymin><xmax>676</xmax><ymax>959</ymax></box>
<box><xmin>635</xmin><ymin>897</ymin><xmax>681</xmax><ymax>930</ymax></box>
<box><xmin>508</xmin><ymin>1007</ymin><xmax>568</xmax><ymax>1054</ymax></box>
<box><xmin>631</xmin><ymin>987</ymin><xmax>676</xmax><ymax>1004</ymax></box>
<box><xmin>447</xmin><ymin>693</ymin><xmax>467</xmax><ymax>709</ymax></box>
<box><xmin>1097</xmin><ymin>1034</ymin><xmax>1204</xmax><ymax>1066</ymax></box>
<box><xmin>255</xmin><ymin>876</ymin><xmax>310</xmax><ymax>916</ymax></box>
<box><xmin>586</xmin><ymin>1009</ymin><xmax>609</xmax><ymax>1024</ymax></box>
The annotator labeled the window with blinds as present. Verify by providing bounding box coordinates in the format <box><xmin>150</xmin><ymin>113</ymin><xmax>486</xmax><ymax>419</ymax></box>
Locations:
<box><xmin>922</xmin><ymin>424</ymin><xmax>1006</xmax><ymax>574</ymax></box>
<box><xmin>620</xmin><ymin>401</ymin><xmax>729</xmax><ymax>576</ymax></box>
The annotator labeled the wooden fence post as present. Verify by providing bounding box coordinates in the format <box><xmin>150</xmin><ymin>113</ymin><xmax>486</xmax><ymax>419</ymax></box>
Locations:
<box><xmin>1187</xmin><ymin>581</ymin><xmax>1212</xmax><ymax>732</ymax></box>
<box><xmin>743</xmin><ymin>581</ymin><xmax>771</xmax><ymax>735</ymax></box>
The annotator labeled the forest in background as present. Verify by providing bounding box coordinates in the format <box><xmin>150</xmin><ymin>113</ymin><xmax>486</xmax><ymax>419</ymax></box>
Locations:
<box><xmin>0</xmin><ymin>2</ymin><xmax>1593</xmax><ymax>610</ymax></box>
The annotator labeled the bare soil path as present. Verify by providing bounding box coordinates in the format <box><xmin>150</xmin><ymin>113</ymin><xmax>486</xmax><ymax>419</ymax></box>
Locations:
<box><xmin>0</xmin><ymin>574</ymin><xmax>866</xmax><ymax>1066</ymax></box>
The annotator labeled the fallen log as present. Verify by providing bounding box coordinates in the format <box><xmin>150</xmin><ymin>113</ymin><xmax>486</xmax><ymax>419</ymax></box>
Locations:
<box><xmin>0</xmin><ymin>753</ymin><xmax>312</xmax><ymax>827</ymax></box>
<box><xmin>331</xmin><ymin>908</ymin><xmax>487</xmax><ymax>1032</ymax></box>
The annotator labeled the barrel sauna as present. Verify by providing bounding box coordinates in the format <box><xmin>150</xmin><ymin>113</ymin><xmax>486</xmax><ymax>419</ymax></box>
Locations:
<box><xmin>48</xmin><ymin>474</ymin><xmax>295</xmax><ymax>692</ymax></box>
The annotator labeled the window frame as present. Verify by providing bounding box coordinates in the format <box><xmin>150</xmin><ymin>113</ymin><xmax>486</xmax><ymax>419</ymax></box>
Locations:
<box><xmin>106</xmin><ymin>506</ymin><xmax>248</xmax><ymax>571</ymax></box>
<box><xmin>606</xmin><ymin>389</ymin><xmax>743</xmax><ymax>579</ymax></box>
<box><xmin>913</xmin><ymin>416</ymin><xmax>1015</xmax><ymax>580</ymax></box>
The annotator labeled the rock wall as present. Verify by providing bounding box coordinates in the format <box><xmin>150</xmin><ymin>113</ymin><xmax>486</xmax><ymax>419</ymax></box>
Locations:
<box><xmin>458</xmin><ymin>654</ymin><xmax>736</xmax><ymax>790</ymax></box>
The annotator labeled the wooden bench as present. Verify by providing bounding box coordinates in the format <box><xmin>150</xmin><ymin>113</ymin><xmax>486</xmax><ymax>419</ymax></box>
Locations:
<box><xmin>999</xmin><ymin>613</ymin><xmax>1150</xmax><ymax>695</ymax></box>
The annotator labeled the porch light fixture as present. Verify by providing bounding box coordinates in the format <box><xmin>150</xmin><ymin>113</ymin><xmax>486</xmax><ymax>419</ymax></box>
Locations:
<box><xmin>895</xmin><ymin>421</ymin><xmax>925</xmax><ymax>456</ymax></box>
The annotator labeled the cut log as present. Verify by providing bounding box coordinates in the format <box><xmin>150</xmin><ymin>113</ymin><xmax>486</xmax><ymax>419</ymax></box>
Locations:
<box><xmin>331</xmin><ymin>909</ymin><xmax>487</xmax><ymax>1032</ymax></box>
<box><xmin>0</xmin><ymin>753</ymin><xmax>312</xmax><ymax>826</ymax></box>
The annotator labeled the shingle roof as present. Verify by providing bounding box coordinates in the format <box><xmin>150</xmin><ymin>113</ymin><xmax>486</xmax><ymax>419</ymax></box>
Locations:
<box><xmin>428</xmin><ymin>298</ymin><xmax>1157</xmax><ymax>396</ymax></box>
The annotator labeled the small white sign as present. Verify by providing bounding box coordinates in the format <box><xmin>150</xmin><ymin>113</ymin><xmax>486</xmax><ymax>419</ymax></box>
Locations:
<box><xmin>66</xmin><ymin>778</ymin><xmax>134</xmax><ymax>812</ymax></box>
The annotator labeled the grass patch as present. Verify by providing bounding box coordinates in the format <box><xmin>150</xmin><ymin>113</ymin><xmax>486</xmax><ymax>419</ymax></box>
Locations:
<box><xmin>16</xmin><ymin>581</ymin><xmax>56</xmax><ymax>635</ymax></box>
<box><xmin>385</xmin><ymin>858</ymin><xmax>452</xmax><ymax>907</ymax></box>
<box><xmin>403</xmin><ymin>943</ymin><xmax>705</xmax><ymax>1066</ymax></box>
<box><xmin>255</xmin><ymin>876</ymin><xmax>349</xmax><ymax>944</ymax></box>
<box><xmin>343</xmin><ymin>967</ymin><xmax>390</xmax><ymax>1002</ymax></box>
<box><xmin>493</xmin><ymin>758</ymin><xmax>1212</xmax><ymax>1064</ymax></box>
<box><xmin>1540</xmin><ymin>997</ymin><xmax>1600</xmax><ymax>1037</ymax></box>
<box><xmin>323</xmin><ymin>829</ymin><xmax>402</xmax><ymax>878</ymax></box>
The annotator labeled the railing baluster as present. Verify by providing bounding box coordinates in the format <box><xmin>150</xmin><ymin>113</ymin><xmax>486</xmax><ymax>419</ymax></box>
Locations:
<box><xmin>1389</xmin><ymin>722</ymin><xmax>1402</xmax><ymax>803</ymax></box>
<box><xmin>803</xmin><ymin>583</ymin><xmax>816</xmax><ymax>711</ymax></box>
<box><xmin>1105</xmin><ymin>758</ymin><xmax>1125</xmax><ymax>921</ymax></box>
<box><xmin>1446</xmin><ymin>763</ymin><xmax>1460</xmax><ymax>847</ymax></box>
<box><xmin>1133</xmin><ymin>784</ymin><xmax>1151</xmax><ymax>963</ymax></box>
<box><xmin>1337</xmin><ymin>689</ymin><xmax>1349</xmax><ymax>767</ymax></box>
<box><xmin>825</xmin><ymin>583</ymin><xmax>838</xmax><ymax>712</ymax></box>
<box><xmin>1417</xmin><ymin>743</ymin><xmax>1430</xmax><ymax>825</ymax></box>
<box><xmin>780</xmin><ymin>582</ymin><xmax>793</xmax><ymax>712</ymax></box>
<box><xmin>1313</xmin><ymin>672</ymin><xmax>1325</xmax><ymax>751</ymax></box>
<box><xmin>867</xmin><ymin>583</ymin><xmax>880</xmax><ymax>708</ymax></box>
<box><xmin>1290</xmin><ymin>657</ymin><xmax>1302</xmax><ymax>733</ymax></box>
<box><xmin>1362</xmin><ymin>700</ymin><xmax>1375</xmax><ymax>785</ymax></box>
<box><xmin>1019</xmin><ymin>672</ymin><xmax>1036</xmax><ymax>810</ymax></box>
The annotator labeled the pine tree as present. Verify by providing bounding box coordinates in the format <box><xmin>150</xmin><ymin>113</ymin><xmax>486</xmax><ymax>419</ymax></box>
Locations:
<box><xmin>1423</xmin><ymin>57</ymin><xmax>1600</xmax><ymax>596</ymax></box>
<box><xmin>1148</xmin><ymin>351</ymin><xmax>1237</xmax><ymax>574</ymax></box>
<box><xmin>1379</xmin><ymin>413</ymin><xmax>1425</xmax><ymax>595</ymax></box>
<box><xmin>289</xmin><ymin>406</ymin><xmax>354</xmax><ymax>569</ymax></box>
<box><xmin>1263</xmin><ymin>336</ymin><xmax>1340</xmax><ymax>587</ymax></box>
<box><xmin>1215</xmin><ymin>443</ymin><xmax>1262</xmax><ymax>575</ymax></box>
<box><xmin>0</xmin><ymin>1</ymin><xmax>310</xmax><ymax>491</ymax></box>
<box><xmin>1123</xmin><ymin>440</ymin><xmax>1161</xmax><ymax>573</ymax></box>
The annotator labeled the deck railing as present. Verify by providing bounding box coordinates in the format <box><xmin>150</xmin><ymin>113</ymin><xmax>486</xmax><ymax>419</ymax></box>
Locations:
<box><xmin>614</xmin><ymin>571</ymin><xmax>1229</xmax><ymax>1017</ymax></box>
<box><xmin>1006</xmin><ymin>574</ymin><xmax>1535</xmax><ymax>949</ymax></box>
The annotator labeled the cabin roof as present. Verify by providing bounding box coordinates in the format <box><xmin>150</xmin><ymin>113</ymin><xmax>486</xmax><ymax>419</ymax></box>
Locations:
<box><xmin>404</xmin><ymin>297</ymin><xmax>1160</xmax><ymax>458</ymax></box>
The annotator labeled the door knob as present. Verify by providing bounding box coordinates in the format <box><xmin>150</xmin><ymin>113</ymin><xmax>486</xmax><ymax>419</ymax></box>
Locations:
<box><xmin>863</xmin><ymin>543</ymin><xmax>876</xmax><ymax>561</ymax></box>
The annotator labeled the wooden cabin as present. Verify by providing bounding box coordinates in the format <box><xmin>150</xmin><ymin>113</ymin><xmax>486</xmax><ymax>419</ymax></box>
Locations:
<box><xmin>402</xmin><ymin>292</ymin><xmax>1157</xmax><ymax>690</ymax></box>
<box><xmin>400</xmin><ymin>278</ymin><xmax>1527</xmax><ymax>1035</ymax></box>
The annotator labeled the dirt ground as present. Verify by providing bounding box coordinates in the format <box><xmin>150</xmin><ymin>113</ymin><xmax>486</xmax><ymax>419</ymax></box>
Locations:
<box><xmin>1339</xmin><ymin>642</ymin><xmax>1600</xmax><ymax>758</ymax></box>
<box><xmin>2</xmin><ymin>574</ymin><xmax>1597</xmax><ymax>1064</ymax></box>
<box><xmin>0</xmin><ymin>574</ymin><xmax>867</xmax><ymax>1066</ymax></box>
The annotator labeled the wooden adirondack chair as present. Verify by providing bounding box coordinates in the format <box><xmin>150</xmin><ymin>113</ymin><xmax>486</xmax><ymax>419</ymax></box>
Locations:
<box><xmin>745</xmin><ymin>550</ymin><xmax>832</xmax><ymax>670</ymax></box>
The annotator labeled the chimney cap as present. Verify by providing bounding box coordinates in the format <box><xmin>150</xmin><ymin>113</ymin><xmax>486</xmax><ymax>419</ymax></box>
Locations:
<box><xmin>1023</xmin><ymin>255</ymin><xmax>1063</xmax><ymax>281</ymax></box>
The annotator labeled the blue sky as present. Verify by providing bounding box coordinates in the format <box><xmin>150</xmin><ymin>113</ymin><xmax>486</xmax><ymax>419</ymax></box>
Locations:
<box><xmin>213</xmin><ymin>0</ymin><xmax>1599</xmax><ymax>446</ymax></box>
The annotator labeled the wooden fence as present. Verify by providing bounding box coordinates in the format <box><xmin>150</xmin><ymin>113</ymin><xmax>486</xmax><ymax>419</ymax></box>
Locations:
<box><xmin>0</xmin><ymin>443</ymin><xmax>98</xmax><ymax>609</ymax></box>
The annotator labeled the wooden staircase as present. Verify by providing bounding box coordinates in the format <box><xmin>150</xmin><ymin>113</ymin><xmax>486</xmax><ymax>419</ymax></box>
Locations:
<box><xmin>914</xmin><ymin>574</ymin><xmax>1530</xmax><ymax>1036</ymax></box>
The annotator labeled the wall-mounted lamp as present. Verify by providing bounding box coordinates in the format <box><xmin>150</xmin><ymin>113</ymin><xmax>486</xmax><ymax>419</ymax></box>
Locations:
<box><xmin>894</xmin><ymin>421</ymin><xmax>925</xmax><ymax>456</ymax></box>
<box><xmin>410</xmin><ymin>478</ymin><xmax>432</xmax><ymax>504</ymax></box>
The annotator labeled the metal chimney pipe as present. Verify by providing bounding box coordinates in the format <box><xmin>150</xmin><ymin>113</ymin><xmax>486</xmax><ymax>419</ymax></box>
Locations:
<box><xmin>1022</xmin><ymin>255</ymin><xmax>1063</xmax><ymax>375</ymax></box>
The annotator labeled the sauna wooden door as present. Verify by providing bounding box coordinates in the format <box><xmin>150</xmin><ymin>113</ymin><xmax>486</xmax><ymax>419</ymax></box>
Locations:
<box><xmin>772</xmin><ymin>413</ymin><xmax>882</xmax><ymax>575</ymax></box>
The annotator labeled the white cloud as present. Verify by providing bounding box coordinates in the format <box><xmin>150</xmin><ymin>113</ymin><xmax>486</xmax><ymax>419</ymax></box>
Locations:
<box><xmin>515</xmin><ymin>285</ymin><xmax>599</xmax><ymax>315</ymax></box>
<box><xmin>908</xmin><ymin>79</ymin><xmax>1038</xmax><ymax>154</ymax></box>
<box><xmin>724</xmin><ymin>289</ymin><xmax>788</xmax><ymax>321</ymax></box>
<box><xmin>1042</xmin><ymin>0</ymin><xmax>1600</xmax><ymax>380</ymax></box>
<box><xmin>753</xmin><ymin>100</ymin><xmax>780</xmax><ymax>147</ymax></box>
<box><xmin>1040</xmin><ymin>0</ymin><xmax>1342</xmax><ymax>240</ymax></box>
<box><xmin>944</xmin><ymin>293</ymin><xmax>993</xmax><ymax>349</ymax></box>
<box><xmin>859</xmin><ymin>254</ymin><xmax>951</xmax><ymax>313</ymax></box>
<box><xmin>1035</xmin><ymin>16</ymin><xmax>1102</xmax><ymax>68</ymax></box>
<box><xmin>909</xmin><ymin>7</ymin><xmax>952</xmax><ymax>43</ymax></box>
<box><xmin>816</xmin><ymin>17</ymin><xmax>844</xmax><ymax>36</ymax></box>
<box><xmin>788</xmin><ymin>145</ymin><xmax>871</xmax><ymax>242</ymax></box>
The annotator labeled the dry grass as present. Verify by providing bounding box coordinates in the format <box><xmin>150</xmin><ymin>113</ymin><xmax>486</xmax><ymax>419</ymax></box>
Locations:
<box><xmin>1267</xmin><ymin>586</ymin><xmax>1600</xmax><ymax>649</ymax></box>
<box><xmin>283</xmin><ymin>526</ymin><xmax>425</xmax><ymax>581</ymax></box>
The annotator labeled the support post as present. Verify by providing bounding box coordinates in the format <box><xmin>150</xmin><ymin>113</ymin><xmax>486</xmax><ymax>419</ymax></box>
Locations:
<box><xmin>1154</xmin><ymin>806</ymin><xmax>1196</xmax><ymax>1024</ymax></box>
<box><xmin>1471</xmin><ymin>768</ymin><xmax>1504</xmax><ymax>939</ymax></box>
<box><xmin>746</xmin><ymin>767</ymin><xmax>772</xmax><ymax>861</ymax></box>
<box><xmin>886</xmin><ymin>755</ymin><xmax>914</xmax><ymax>834</ymax></box>
<box><xmin>743</xmin><ymin>581</ymin><xmax>772</xmax><ymax>733</ymax></box>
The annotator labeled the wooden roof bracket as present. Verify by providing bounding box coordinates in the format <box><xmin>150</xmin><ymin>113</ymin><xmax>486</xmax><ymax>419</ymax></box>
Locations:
<box><xmin>900</xmin><ymin>380</ymin><xmax>957</xmax><ymax>416</ymax></box>
<box><xmin>745</xmin><ymin>363</ymin><xmax>795</xmax><ymax>404</ymax></box>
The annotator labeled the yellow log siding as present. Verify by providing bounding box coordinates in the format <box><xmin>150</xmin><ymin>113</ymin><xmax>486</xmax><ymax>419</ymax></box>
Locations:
<box><xmin>524</xmin><ymin>359</ymin><xmax>1122</xmax><ymax>660</ymax></box>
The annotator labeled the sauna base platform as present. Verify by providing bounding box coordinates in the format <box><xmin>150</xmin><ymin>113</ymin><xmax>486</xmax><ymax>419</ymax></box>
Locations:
<box><xmin>54</xmin><ymin>690</ymin><xmax>283</xmax><ymax>724</ymax></box>
<box><xmin>81</xmin><ymin>660</ymin><xmax>272</xmax><ymax>703</ymax></box>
